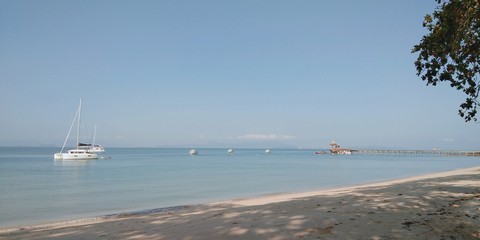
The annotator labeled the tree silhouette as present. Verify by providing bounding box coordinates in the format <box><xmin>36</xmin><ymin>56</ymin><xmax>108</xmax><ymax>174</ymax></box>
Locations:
<box><xmin>413</xmin><ymin>0</ymin><xmax>480</xmax><ymax>121</ymax></box>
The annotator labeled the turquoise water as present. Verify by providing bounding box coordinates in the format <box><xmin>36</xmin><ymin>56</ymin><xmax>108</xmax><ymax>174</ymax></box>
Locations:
<box><xmin>0</xmin><ymin>147</ymin><xmax>479</xmax><ymax>227</ymax></box>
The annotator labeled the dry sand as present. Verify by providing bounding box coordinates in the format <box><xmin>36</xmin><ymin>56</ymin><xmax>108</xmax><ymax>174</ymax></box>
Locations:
<box><xmin>1</xmin><ymin>167</ymin><xmax>479</xmax><ymax>240</ymax></box>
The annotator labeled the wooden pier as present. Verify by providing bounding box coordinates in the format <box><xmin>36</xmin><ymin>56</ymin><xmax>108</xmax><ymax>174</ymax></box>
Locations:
<box><xmin>326</xmin><ymin>141</ymin><xmax>480</xmax><ymax>156</ymax></box>
<box><xmin>354</xmin><ymin>149</ymin><xmax>480</xmax><ymax>156</ymax></box>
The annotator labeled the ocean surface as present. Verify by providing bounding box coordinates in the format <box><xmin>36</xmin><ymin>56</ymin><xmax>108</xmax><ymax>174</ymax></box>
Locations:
<box><xmin>0</xmin><ymin>147</ymin><xmax>479</xmax><ymax>228</ymax></box>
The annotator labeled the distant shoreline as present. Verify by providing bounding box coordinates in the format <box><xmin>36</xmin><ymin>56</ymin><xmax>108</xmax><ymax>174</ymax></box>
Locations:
<box><xmin>2</xmin><ymin>146</ymin><xmax>480</xmax><ymax>152</ymax></box>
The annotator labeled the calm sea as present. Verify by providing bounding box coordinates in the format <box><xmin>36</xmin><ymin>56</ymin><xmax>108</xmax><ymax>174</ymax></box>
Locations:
<box><xmin>0</xmin><ymin>147</ymin><xmax>478</xmax><ymax>227</ymax></box>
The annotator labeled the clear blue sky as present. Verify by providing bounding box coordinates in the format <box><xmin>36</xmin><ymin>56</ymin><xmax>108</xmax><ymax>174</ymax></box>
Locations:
<box><xmin>1</xmin><ymin>1</ymin><xmax>479</xmax><ymax>150</ymax></box>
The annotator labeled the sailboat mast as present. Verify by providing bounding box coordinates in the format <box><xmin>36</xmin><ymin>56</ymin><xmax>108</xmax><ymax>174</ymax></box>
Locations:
<box><xmin>92</xmin><ymin>124</ymin><xmax>97</xmax><ymax>146</ymax></box>
<box><xmin>77</xmin><ymin>99</ymin><xmax>82</xmax><ymax>149</ymax></box>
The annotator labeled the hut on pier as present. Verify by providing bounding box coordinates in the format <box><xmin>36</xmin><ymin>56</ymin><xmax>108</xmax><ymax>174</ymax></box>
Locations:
<box><xmin>329</xmin><ymin>141</ymin><xmax>353</xmax><ymax>154</ymax></box>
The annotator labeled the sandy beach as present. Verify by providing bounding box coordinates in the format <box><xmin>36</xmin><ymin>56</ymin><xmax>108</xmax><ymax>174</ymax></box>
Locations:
<box><xmin>1</xmin><ymin>166</ymin><xmax>479</xmax><ymax>240</ymax></box>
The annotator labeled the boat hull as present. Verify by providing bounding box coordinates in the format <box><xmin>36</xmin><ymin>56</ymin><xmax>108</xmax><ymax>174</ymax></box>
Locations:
<box><xmin>90</xmin><ymin>146</ymin><xmax>105</xmax><ymax>153</ymax></box>
<box><xmin>54</xmin><ymin>152</ymin><xmax>98</xmax><ymax>160</ymax></box>
<box><xmin>189</xmin><ymin>149</ymin><xmax>198</xmax><ymax>155</ymax></box>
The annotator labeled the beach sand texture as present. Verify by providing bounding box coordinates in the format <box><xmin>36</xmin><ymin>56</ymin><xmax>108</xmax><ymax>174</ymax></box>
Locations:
<box><xmin>1</xmin><ymin>167</ymin><xmax>479</xmax><ymax>240</ymax></box>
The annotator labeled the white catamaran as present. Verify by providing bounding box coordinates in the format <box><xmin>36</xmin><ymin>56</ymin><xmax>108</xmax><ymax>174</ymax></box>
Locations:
<box><xmin>54</xmin><ymin>99</ymin><xmax>98</xmax><ymax>160</ymax></box>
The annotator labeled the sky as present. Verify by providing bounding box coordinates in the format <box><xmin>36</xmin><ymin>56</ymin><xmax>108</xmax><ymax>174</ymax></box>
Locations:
<box><xmin>1</xmin><ymin>0</ymin><xmax>479</xmax><ymax>150</ymax></box>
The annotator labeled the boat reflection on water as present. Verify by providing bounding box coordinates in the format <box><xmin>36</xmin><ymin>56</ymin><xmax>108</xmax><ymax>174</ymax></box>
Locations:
<box><xmin>54</xmin><ymin>159</ymin><xmax>95</xmax><ymax>167</ymax></box>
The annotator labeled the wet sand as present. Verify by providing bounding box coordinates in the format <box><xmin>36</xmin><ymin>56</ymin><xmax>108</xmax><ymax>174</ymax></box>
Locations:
<box><xmin>1</xmin><ymin>166</ymin><xmax>479</xmax><ymax>239</ymax></box>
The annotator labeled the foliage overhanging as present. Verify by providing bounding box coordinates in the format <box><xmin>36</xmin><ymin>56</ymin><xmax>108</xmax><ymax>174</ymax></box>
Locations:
<box><xmin>413</xmin><ymin>0</ymin><xmax>480</xmax><ymax>121</ymax></box>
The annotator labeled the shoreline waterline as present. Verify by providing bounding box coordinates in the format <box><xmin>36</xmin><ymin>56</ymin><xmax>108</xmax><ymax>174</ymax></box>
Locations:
<box><xmin>2</xmin><ymin>165</ymin><xmax>479</xmax><ymax>234</ymax></box>
<box><xmin>2</xmin><ymin>147</ymin><xmax>480</xmax><ymax>230</ymax></box>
